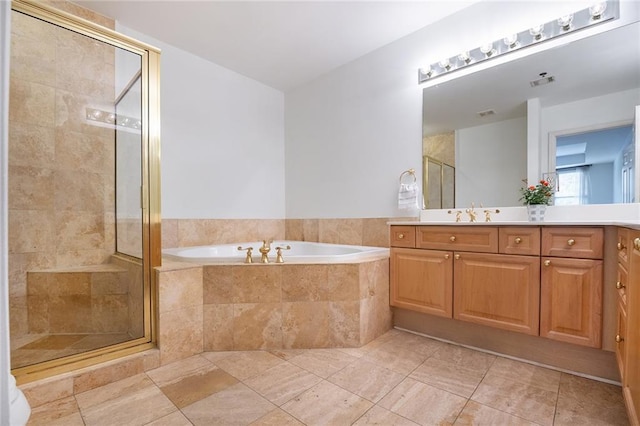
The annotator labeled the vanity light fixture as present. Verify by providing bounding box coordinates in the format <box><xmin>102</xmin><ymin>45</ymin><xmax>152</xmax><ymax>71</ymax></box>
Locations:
<box><xmin>418</xmin><ymin>0</ymin><xmax>618</xmax><ymax>85</ymax></box>
<box><xmin>86</xmin><ymin>107</ymin><xmax>141</xmax><ymax>131</ymax></box>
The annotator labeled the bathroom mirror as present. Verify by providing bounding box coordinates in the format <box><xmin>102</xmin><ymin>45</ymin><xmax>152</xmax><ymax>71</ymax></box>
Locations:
<box><xmin>9</xmin><ymin>0</ymin><xmax>161</xmax><ymax>382</ymax></box>
<box><xmin>422</xmin><ymin>21</ymin><xmax>640</xmax><ymax>208</ymax></box>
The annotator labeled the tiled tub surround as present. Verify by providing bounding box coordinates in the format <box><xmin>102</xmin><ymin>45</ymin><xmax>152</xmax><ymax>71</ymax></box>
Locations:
<box><xmin>155</xmin><ymin>255</ymin><xmax>392</xmax><ymax>365</ymax></box>
<box><xmin>161</xmin><ymin>217</ymin><xmax>416</xmax><ymax>249</ymax></box>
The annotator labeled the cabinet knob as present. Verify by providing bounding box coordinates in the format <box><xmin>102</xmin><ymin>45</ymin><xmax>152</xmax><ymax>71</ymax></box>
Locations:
<box><xmin>514</xmin><ymin>237</ymin><xmax>522</xmax><ymax>244</ymax></box>
<box><xmin>635</xmin><ymin>238</ymin><xmax>640</xmax><ymax>251</ymax></box>
<box><xmin>567</xmin><ymin>239</ymin><xmax>576</xmax><ymax>246</ymax></box>
<box><xmin>616</xmin><ymin>281</ymin><xmax>626</xmax><ymax>290</ymax></box>
<box><xmin>617</xmin><ymin>242</ymin><xmax>625</xmax><ymax>251</ymax></box>
<box><xmin>398</xmin><ymin>233</ymin><xmax>404</xmax><ymax>239</ymax></box>
<box><xmin>544</xmin><ymin>260</ymin><xmax>551</xmax><ymax>266</ymax></box>
<box><xmin>454</xmin><ymin>254</ymin><xmax>461</xmax><ymax>260</ymax></box>
<box><xmin>444</xmin><ymin>254</ymin><xmax>450</xmax><ymax>259</ymax></box>
<box><xmin>616</xmin><ymin>334</ymin><xmax>624</xmax><ymax>343</ymax></box>
<box><xmin>449</xmin><ymin>236</ymin><xmax>456</xmax><ymax>242</ymax></box>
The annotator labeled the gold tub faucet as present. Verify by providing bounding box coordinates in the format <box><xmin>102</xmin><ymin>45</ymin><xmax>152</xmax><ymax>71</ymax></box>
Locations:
<box><xmin>259</xmin><ymin>240</ymin><xmax>272</xmax><ymax>263</ymax></box>
<box><xmin>237</xmin><ymin>246</ymin><xmax>254</xmax><ymax>263</ymax></box>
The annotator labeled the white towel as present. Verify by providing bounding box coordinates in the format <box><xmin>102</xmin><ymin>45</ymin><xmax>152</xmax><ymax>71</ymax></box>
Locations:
<box><xmin>398</xmin><ymin>182</ymin><xmax>419</xmax><ymax>211</ymax></box>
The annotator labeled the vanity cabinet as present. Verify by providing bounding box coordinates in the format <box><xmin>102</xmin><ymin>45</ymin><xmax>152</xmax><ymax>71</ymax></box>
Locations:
<box><xmin>618</xmin><ymin>229</ymin><xmax>640</xmax><ymax>425</ymax></box>
<box><xmin>539</xmin><ymin>227</ymin><xmax>604</xmax><ymax>348</ymax></box>
<box><xmin>453</xmin><ymin>252</ymin><xmax>540</xmax><ymax>335</ymax></box>
<box><xmin>390</xmin><ymin>248</ymin><xmax>452</xmax><ymax>317</ymax></box>
<box><xmin>390</xmin><ymin>225</ymin><xmax>604</xmax><ymax>345</ymax></box>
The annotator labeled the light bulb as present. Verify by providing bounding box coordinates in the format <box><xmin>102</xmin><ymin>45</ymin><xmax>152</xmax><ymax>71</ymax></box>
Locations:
<box><xmin>558</xmin><ymin>14</ymin><xmax>573</xmax><ymax>31</ymax></box>
<box><xmin>529</xmin><ymin>24</ymin><xmax>545</xmax><ymax>41</ymax></box>
<box><xmin>439</xmin><ymin>58</ymin><xmax>452</xmax><ymax>70</ymax></box>
<box><xmin>480</xmin><ymin>42</ymin><xmax>495</xmax><ymax>57</ymax></box>
<box><xmin>420</xmin><ymin>66</ymin><xmax>433</xmax><ymax>77</ymax></box>
<box><xmin>589</xmin><ymin>2</ymin><xmax>607</xmax><ymax>20</ymax></box>
<box><xmin>503</xmin><ymin>34</ymin><xmax>519</xmax><ymax>49</ymax></box>
<box><xmin>458</xmin><ymin>51</ymin><xmax>471</xmax><ymax>65</ymax></box>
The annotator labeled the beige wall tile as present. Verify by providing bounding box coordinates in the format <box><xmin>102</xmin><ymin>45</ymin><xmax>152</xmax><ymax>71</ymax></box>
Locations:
<box><xmin>55</xmin><ymin>212</ymin><xmax>105</xmax><ymax>252</ymax></box>
<box><xmin>362</xmin><ymin>218</ymin><xmax>390</xmax><ymax>247</ymax></box>
<box><xmin>20</xmin><ymin>375</ymin><xmax>74</xmax><ymax>408</ymax></box>
<box><xmin>326</xmin><ymin>264</ymin><xmax>359</xmax><ymax>302</ymax></box>
<box><xmin>43</xmin><ymin>0</ymin><xmax>115</xmax><ymax>29</ymax></box>
<box><xmin>9</xmin><ymin>78</ymin><xmax>56</xmax><ymax>127</ymax></box>
<box><xmin>48</xmin><ymin>295</ymin><xmax>92</xmax><ymax>333</ymax></box>
<box><xmin>8</xmin><ymin>122</ymin><xmax>55</xmax><ymax>168</ymax></box>
<box><xmin>162</xmin><ymin>219</ymin><xmax>179</xmax><ymax>249</ymax></box>
<box><xmin>10</xmin><ymin>296</ymin><xmax>29</xmax><ymax>336</ymax></box>
<box><xmin>73</xmin><ymin>356</ymin><xmax>145</xmax><ymax>394</ymax></box>
<box><xmin>302</xmin><ymin>219</ymin><xmax>320</xmax><ymax>242</ymax></box>
<box><xmin>158</xmin><ymin>267</ymin><xmax>203</xmax><ymax>313</ymax></box>
<box><xmin>235</xmin><ymin>219</ymin><xmax>285</xmax><ymax>243</ymax></box>
<box><xmin>159</xmin><ymin>305</ymin><xmax>204</xmax><ymax>365</ymax></box>
<box><xmin>233</xmin><ymin>265</ymin><xmax>282</xmax><ymax>303</ymax></box>
<box><xmin>91</xmin><ymin>294</ymin><xmax>129</xmax><ymax>332</ymax></box>
<box><xmin>329</xmin><ymin>301</ymin><xmax>360</xmax><ymax>347</ymax></box>
<box><xmin>53</xmin><ymin>170</ymin><xmax>105</xmax><ymax>212</ymax></box>
<box><xmin>282</xmin><ymin>301</ymin><xmax>330</xmax><ymax>349</ymax></box>
<box><xmin>285</xmin><ymin>219</ymin><xmax>304</xmax><ymax>241</ymax></box>
<box><xmin>203</xmin><ymin>266</ymin><xmax>234</xmax><ymax>304</ymax></box>
<box><xmin>319</xmin><ymin>219</ymin><xmax>364</xmax><ymax>245</ymax></box>
<box><xmin>282</xmin><ymin>265</ymin><xmax>328</xmax><ymax>302</ymax></box>
<box><xmin>203</xmin><ymin>304</ymin><xmax>234</xmax><ymax>351</ymax></box>
<box><xmin>8</xmin><ymin>209</ymin><xmax>55</xmax><ymax>253</ymax></box>
<box><xmin>8</xmin><ymin>166</ymin><xmax>53</xmax><ymax>210</ymax></box>
<box><xmin>233</xmin><ymin>303</ymin><xmax>282</xmax><ymax>350</ymax></box>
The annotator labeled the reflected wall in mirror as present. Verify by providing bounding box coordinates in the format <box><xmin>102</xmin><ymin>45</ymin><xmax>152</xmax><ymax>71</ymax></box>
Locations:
<box><xmin>422</xmin><ymin>21</ymin><xmax>640</xmax><ymax>208</ymax></box>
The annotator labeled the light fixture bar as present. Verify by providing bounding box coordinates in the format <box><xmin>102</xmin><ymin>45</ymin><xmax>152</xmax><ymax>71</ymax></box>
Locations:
<box><xmin>418</xmin><ymin>1</ymin><xmax>617</xmax><ymax>85</ymax></box>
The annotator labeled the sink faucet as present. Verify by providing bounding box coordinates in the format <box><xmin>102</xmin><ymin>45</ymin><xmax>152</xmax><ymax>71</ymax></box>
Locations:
<box><xmin>259</xmin><ymin>240</ymin><xmax>272</xmax><ymax>263</ymax></box>
<box><xmin>466</xmin><ymin>203</ymin><xmax>477</xmax><ymax>222</ymax></box>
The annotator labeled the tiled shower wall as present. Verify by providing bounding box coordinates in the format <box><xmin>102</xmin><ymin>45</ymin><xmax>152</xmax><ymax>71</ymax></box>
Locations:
<box><xmin>8</xmin><ymin>3</ymin><xmax>116</xmax><ymax>337</ymax></box>
<box><xmin>161</xmin><ymin>217</ymin><xmax>417</xmax><ymax>249</ymax></box>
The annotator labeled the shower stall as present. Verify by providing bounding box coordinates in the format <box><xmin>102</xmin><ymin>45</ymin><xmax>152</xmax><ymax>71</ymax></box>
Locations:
<box><xmin>7</xmin><ymin>0</ymin><xmax>161</xmax><ymax>383</ymax></box>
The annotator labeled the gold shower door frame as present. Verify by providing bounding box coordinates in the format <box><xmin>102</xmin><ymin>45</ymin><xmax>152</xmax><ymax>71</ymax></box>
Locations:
<box><xmin>10</xmin><ymin>0</ymin><xmax>161</xmax><ymax>383</ymax></box>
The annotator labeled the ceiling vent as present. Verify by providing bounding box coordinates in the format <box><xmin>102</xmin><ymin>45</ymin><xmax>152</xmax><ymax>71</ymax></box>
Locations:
<box><xmin>477</xmin><ymin>109</ymin><xmax>496</xmax><ymax>118</ymax></box>
<box><xmin>530</xmin><ymin>75</ymin><xmax>555</xmax><ymax>87</ymax></box>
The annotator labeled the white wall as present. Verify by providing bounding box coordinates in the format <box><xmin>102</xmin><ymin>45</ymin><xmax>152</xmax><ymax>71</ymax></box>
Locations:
<box><xmin>456</xmin><ymin>116</ymin><xmax>528</xmax><ymax>207</ymax></box>
<box><xmin>284</xmin><ymin>1</ymin><xmax>636</xmax><ymax>218</ymax></box>
<box><xmin>117</xmin><ymin>25</ymin><xmax>286</xmax><ymax>219</ymax></box>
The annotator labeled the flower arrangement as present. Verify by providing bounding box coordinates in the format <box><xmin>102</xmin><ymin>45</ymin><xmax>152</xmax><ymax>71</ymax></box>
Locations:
<box><xmin>520</xmin><ymin>179</ymin><xmax>554</xmax><ymax>205</ymax></box>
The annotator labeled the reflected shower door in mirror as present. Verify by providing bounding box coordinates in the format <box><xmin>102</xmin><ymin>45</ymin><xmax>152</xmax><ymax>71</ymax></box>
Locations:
<box><xmin>422</xmin><ymin>21</ymin><xmax>640</xmax><ymax>208</ymax></box>
<box><xmin>8</xmin><ymin>7</ymin><xmax>148</xmax><ymax>371</ymax></box>
<box><xmin>423</xmin><ymin>156</ymin><xmax>455</xmax><ymax>209</ymax></box>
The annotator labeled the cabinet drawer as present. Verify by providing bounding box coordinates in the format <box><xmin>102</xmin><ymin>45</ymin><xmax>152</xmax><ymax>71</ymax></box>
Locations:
<box><xmin>499</xmin><ymin>227</ymin><xmax>540</xmax><ymax>256</ymax></box>
<box><xmin>617</xmin><ymin>227</ymin><xmax>630</xmax><ymax>268</ymax></box>
<box><xmin>417</xmin><ymin>226</ymin><xmax>498</xmax><ymax>253</ymax></box>
<box><xmin>541</xmin><ymin>227</ymin><xmax>603</xmax><ymax>259</ymax></box>
<box><xmin>390</xmin><ymin>226</ymin><xmax>416</xmax><ymax>248</ymax></box>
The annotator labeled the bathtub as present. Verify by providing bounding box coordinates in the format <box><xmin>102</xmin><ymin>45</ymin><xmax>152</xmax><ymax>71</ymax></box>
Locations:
<box><xmin>162</xmin><ymin>240</ymin><xmax>389</xmax><ymax>264</ymax></box>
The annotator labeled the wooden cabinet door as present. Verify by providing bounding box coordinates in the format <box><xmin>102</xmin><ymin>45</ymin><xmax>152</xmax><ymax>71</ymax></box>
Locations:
<box><xmin>453</xmin><ymin>252</ymin><xmax>540</xmax><ymax>335</ymax></box>
<box><xmin>540</xmin><ymin>257</ymin><xmax>603</xmax><ymax>348</ymax></box>
<box><xmin>390</xmin><ymin>248</ymin><xmax>453</xmax><ymax>318</ymax></box>
<box><xmin>624</xmin><ymin>233</ymin><xmax>640</xmax><ymax>425</ymax></box>
<box><xmin>616</xmin><ymin>296</ymin><xmax>627</xmax><ymax>380</ymax></box>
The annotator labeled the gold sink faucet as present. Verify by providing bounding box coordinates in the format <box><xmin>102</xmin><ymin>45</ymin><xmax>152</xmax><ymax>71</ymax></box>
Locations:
<box><xmin>483</xmin><ymin>208</ymin><xmax>501</xmax><ymax>222</ymax></box>
<box><xmin>259</xmin><ymin>240</ymin><xmax>272</xmax><ymax>263</ymax></box>
<box><xmin>466</xmin><ymin>202</ymin><xmax>477</xmax><ymax>222</ymax></box>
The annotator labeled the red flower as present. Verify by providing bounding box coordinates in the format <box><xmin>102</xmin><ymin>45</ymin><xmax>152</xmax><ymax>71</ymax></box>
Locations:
<box><xmin>529</xmin><ymin>186</ymin><xmax>535</xmax><ymax>190</ymax></box>
<box><xmin>540</xmin><ymin>180</ymin><xmax>549</xmax><ymax>186</ymax></box>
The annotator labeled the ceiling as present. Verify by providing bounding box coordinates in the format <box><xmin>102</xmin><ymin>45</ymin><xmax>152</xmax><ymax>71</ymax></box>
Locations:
<box><xmin>73</xmin><ymin>0</ymin><xmax>478</xmax><ymax>92</ymax></box>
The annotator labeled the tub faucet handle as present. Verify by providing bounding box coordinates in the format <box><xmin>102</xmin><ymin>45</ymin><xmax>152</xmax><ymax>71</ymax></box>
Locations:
<box><xmin>275</xmin><ymin>245</ymin><xmax>291</xmax><ymax>263</ymax></box>
<box><xmin>237</xmin><ymin>246</ymin><xmax>254</xmax><ymax>263</ymax></box>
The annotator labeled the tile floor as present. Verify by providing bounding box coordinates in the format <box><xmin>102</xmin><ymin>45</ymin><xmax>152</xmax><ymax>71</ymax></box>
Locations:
<box><xmin>26</xmin><ymin>329</ymin><xmax>629</xmax><ymax>426</ymax></box>
<box><xmin>12</xmin><ymin>333</ymin><xmax>135</xmax><ymax>369</ymax></box>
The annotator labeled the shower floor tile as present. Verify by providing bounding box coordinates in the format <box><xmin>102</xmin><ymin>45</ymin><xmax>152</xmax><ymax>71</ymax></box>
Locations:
<box><xmin>23</xmin><ymin>329</ymin><xmax>629</xmax><ymax>426</ymax></box>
